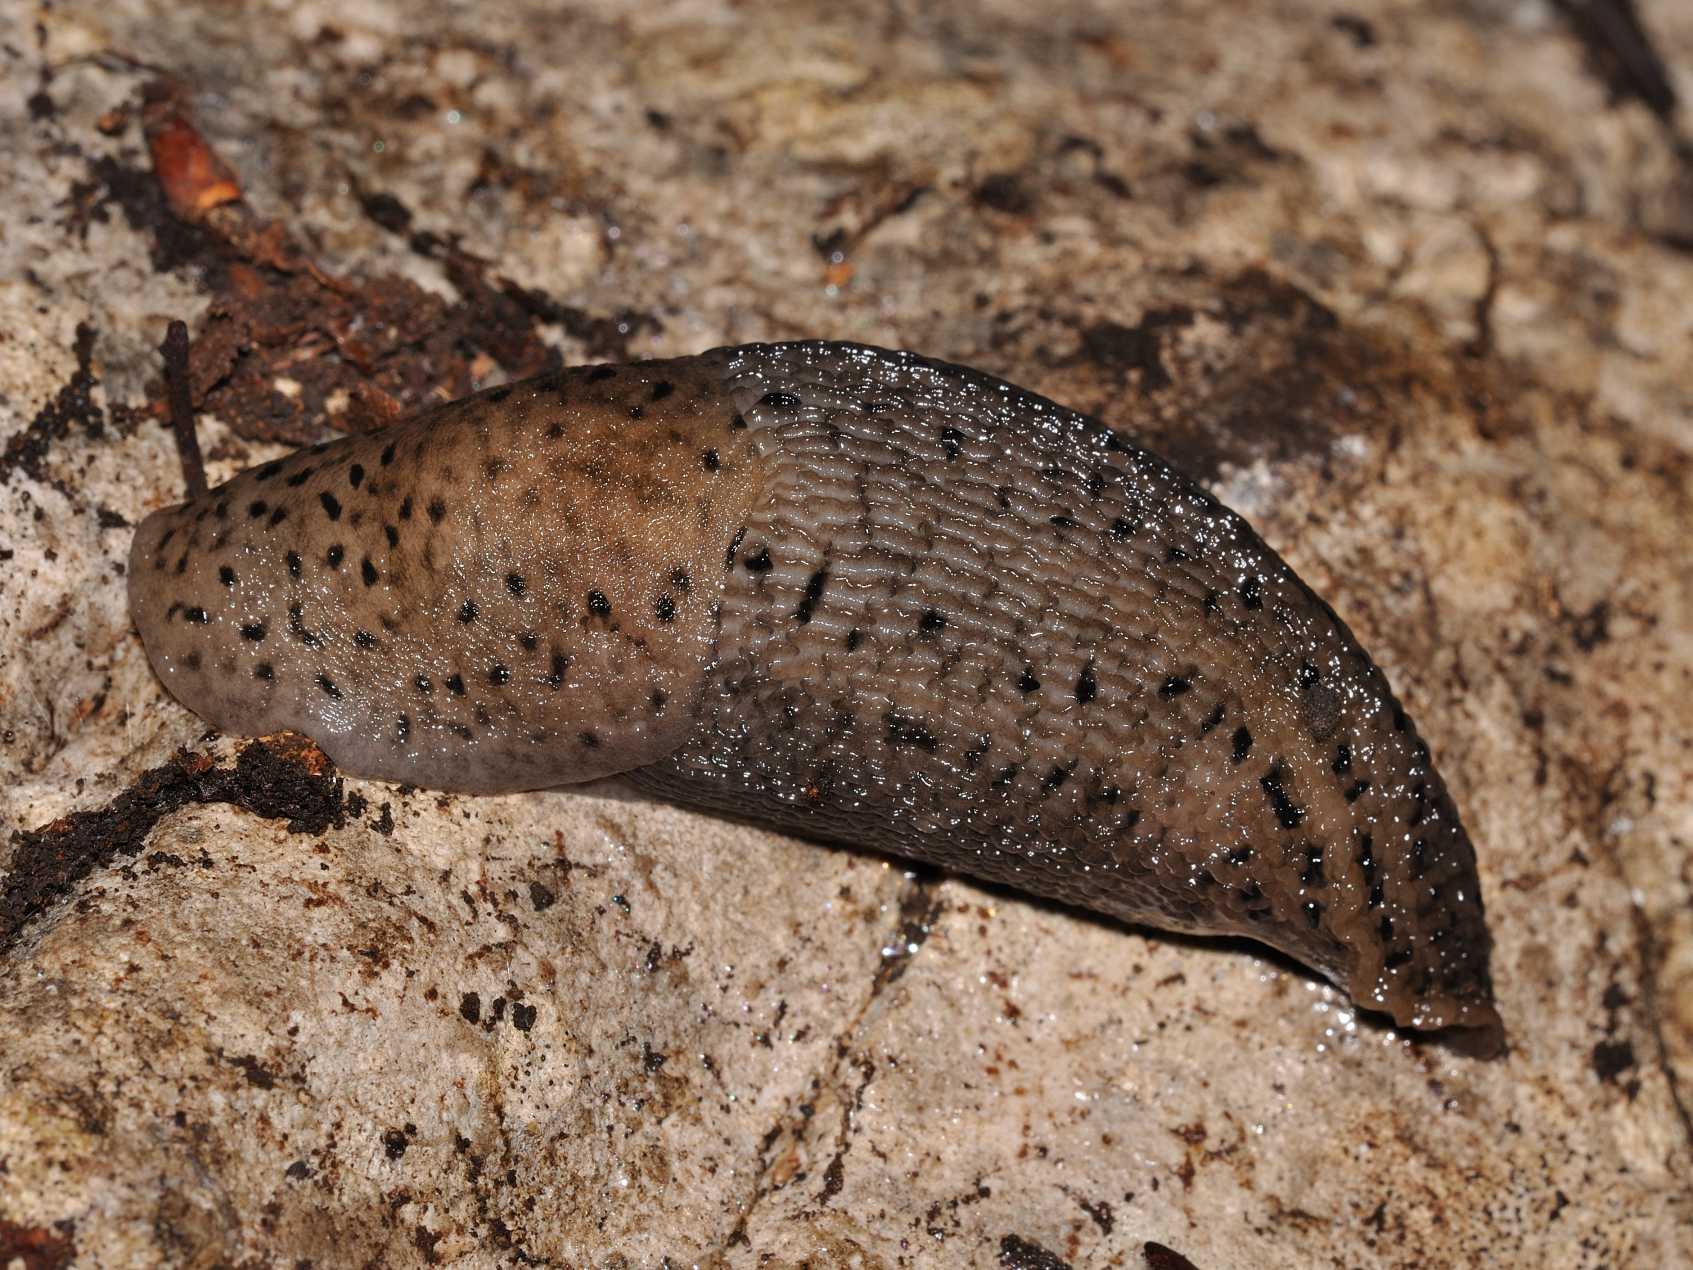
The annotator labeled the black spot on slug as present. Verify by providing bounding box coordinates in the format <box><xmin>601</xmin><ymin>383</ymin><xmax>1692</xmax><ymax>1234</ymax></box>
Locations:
<box><xmin>1076</xmin><ymin>661</ymin><xmax>1097</xmax><ymax>704</ymax></box>
<box><xmin>219</xmin><ymin>566</ymin><xmax>236</xmax><ymax>588</ymax></box>
<box><xmin>427</xmin><ymin>498</ymin><xmax>446</xmax><ymax>524</ymax></box>
<box><xmin>760</xmin><ymin>391</ymin><xmax>800</xmax><ymax>410</ymax></box>
<box><xmin>326</xmin><ymin>545</ymin><xmax>345</xmax><ymax>569</ymax></box>
<box><xmin>1259</xmin><ymin>763</ymin><xmax>1306</xmax><ymax>829</ymax></box>
<box><xmin>459</xmin><ymin>600</ymin><xmax>479</xmax><ymax>624</ymax></box>
<box><xmin>240</xmin><ymin>622</ymin><xmax>267</xmax><ymax>642</ymax></box>
<box><xmin>885</xmin><ymin>714</ymin><xmax>940</xmax><ymax>751</ymax></box>
<box><xmin>655</xmin><ymin>595</ymin><xmax>676</xmax><ymax>622</ymax></box>
<box><xmin>744</xmin><ymin>547</ymin><xmax>772</xmax><ymax>572</ymax></box>
<box><xmin>920</xmin><ymin>609</ymin><xmax>946</xmax><ymax>635</ymax></box>
<box><xmin>702</xmin><ymin>449</ymin><xmax>720</xmax><ymax>472</ymax></box>
<box><xmin>587</xmin><ymin>590</ymin><xmax>612</xmax><ymax>618</ymax></box>
<box><xmin>1232</xmin><ymin>727</ymin><xmax>1253</xmax><ymax>762</ymax></box>
<box><xmin>1018</xmin><ymin>668</ymin><xmax>1040</xmax><ymax>694</ymax></box>
<box><xmin>445</xmin><ymin>674</ymin><xmax>466</xmax><ymax>696</ymax></box>
<box><xmin>318</xmin><ymin>674</ymin><xmax>342</xmax><ymax>699</ymax></box>
<box><xmin>320</xmin><ymin>492</ymin><xmax>342</xmax><ymax>521</ymax></box>
<box><xmin>1240</xmin><ymin>575</ymin><xmax>1263</xmax><ymax>609</ymax></box>
<box><xmin>287</xmin><ymin>604</ymin><xmax>323</xmax><ymax>649</ymax></box>
<box><xmin>794</xmin><ymin>569</ymin><xmax>829</xmax><ymax>624</ymax></box>
<box><xmin>362</xmin><ymin>559</ymin><xmax>378</xmax><ymax>587</ymax></box>
<box><xmin>1159</xmin><ymin>675</ymin><xmax>1191</xmax><ymax>698</ymax></box>
<box><xmin>349</xmin><ymin>463</ymin><xmax>365</xmax><ymax>489</ymax></box>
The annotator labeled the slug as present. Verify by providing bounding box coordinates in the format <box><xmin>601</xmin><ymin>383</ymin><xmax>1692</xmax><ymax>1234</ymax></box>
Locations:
<box><xmin>128</xmin><ymin>340</ymin><xmax>1500</xmax><ymax>1041</ymax></box>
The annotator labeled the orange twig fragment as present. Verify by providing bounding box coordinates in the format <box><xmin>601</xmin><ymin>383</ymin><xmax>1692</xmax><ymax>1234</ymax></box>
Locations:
<box><xmin>142</xmin><ymin>80</ymin><xmax>242</xmax><ymax>222</ymax></box>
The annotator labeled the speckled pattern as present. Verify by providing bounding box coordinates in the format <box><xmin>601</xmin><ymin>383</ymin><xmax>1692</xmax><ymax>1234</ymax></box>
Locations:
<box><xmin>635</xmin><ymin>342</ymin><xmax>1495</xmax><ymax>1035</ymax></box>
<box><xmin>128</xmin><ymin>354</ymin><xmax>761</xmax><ymax>791</ymax></box>
<box><xmin>131</xmin><ymin>340</ymin><xmax>1496</xmax><ymax>1037</ymax></box>
<box><xmin>3</xmin><ymin>0</ymin><xmax>1691</xmax><ymax>1265</ymax></box>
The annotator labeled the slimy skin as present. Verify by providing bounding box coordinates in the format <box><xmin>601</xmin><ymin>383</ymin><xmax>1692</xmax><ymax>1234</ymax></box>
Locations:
<box><xmin>129</xmin><ymin>341</ymin><xmax>1500</xmax><ymax>1040</ymax></box>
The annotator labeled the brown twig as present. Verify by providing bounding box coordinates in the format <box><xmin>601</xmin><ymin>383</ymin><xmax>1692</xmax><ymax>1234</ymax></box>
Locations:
<box><xmin>159</xmin><ymin>319</ymin><xmax>207</xmax><ymax>499</ymax></box>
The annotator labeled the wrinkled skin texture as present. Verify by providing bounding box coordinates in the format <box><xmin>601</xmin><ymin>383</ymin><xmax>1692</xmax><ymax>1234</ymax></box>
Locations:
<box><xmin>129</xmin><ymin>341</ymin><xmax>1500</xmax><ymax>1042</ymax></box>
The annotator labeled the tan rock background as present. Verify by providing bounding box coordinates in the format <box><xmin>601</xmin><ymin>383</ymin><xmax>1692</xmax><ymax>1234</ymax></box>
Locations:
<box><xmin>1</xmin><ymin>0</ymin><xmax>1689</xmax><ymax>1265</ymax></box>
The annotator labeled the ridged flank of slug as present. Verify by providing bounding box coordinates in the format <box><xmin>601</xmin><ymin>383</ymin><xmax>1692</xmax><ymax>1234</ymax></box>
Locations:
<box><xmin>130</xmin><ymin>340</ymin><xmax>1499</xmax><ymax>1041</ymax></box>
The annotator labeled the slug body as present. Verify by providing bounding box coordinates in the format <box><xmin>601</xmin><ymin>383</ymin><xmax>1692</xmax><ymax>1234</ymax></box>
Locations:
<box><xmin>130</xmin><ymin>341</ymin><xmax>1499</xmax><ymax>1039</ymax></box>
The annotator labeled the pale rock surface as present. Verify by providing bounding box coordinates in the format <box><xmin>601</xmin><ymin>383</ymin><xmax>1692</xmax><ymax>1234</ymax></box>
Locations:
<box><xmin>1</xmin><ymin>1</ymin><xmax>1689</xmax><ymax>1266</ymax></box>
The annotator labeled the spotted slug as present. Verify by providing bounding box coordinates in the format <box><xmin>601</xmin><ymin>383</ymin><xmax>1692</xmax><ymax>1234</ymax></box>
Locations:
<box><xmin>128</xmin><ymin>340</ymin><xmax>1500</xmax><ymax>1041</ymax></box>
